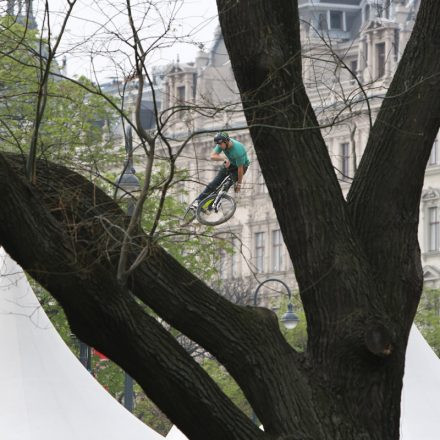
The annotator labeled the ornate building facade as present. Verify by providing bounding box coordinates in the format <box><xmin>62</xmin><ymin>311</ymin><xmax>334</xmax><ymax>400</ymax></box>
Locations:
<box><xmin>160</xmin><ymin>1</ymin><xmax>438</xmax><ymax>296</ymax></box>
<box><xmin>5</xmin><ymin>0</ymin><xmax>37</xmax><ymax>29</ymax></box>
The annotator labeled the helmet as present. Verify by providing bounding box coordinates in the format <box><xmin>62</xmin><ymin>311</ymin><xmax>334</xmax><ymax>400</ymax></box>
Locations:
<box><xmin>214</xmin><ymin>131</ymin><xmax>230</xmax><ymax>144</ymax></box>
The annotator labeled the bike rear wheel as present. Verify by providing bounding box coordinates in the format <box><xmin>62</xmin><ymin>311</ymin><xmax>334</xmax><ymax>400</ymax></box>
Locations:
<box><xmin>181</xmin><ymin>206</ymin><xmax>197</xmax><ymax>227</ymax></box>
<box><xmin>196</xmin><ymin>194</ymin><xmax>236</xmax><ymax>226</ymax></box>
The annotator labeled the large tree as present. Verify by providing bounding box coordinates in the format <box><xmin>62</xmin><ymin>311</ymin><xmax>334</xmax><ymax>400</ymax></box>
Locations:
<box><xmin>0</xmin><ymin>1</ymin><xmax>439</xmax><ymax>439</ymax></box>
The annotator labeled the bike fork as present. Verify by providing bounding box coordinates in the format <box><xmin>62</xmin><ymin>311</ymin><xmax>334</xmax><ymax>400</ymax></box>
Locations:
<box><xmin>213</xmin><ymin>191</ymin><xmax>226</xmax><ymax>212</ymax></box>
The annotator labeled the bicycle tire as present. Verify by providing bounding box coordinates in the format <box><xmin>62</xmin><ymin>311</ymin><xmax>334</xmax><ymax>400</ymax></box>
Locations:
<box><xmin>196</xmin><ymin>194</ymin><xmax>236</xmax><ymax>226</ymax></box>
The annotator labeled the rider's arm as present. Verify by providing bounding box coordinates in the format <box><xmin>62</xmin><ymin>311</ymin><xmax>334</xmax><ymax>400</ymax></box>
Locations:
<box><xmin>210</xmin><ymin>152</ymin><xmax>225</xmax><ymax>161</ymax></box>
<box><xmin>235</xmin><ymin>165</ymin><xmax>244</xmax><ymax>192</ymax></box>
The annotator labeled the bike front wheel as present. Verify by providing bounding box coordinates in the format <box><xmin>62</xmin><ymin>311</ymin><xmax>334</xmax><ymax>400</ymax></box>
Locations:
<box><xmin>196</xmin><ymin>194</ymin><xmax>236</xmax><ymax>226</ymax></box>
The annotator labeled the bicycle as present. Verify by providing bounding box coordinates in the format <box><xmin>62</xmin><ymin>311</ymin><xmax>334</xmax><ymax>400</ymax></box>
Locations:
<box><xmin>181</xmin><ymin>175</ymin><xmax>237</xmax><ymax>227</ymax></box>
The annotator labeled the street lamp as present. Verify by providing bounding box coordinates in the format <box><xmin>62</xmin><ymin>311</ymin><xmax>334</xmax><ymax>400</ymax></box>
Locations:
<box><xmin>114</xmin><ymin>125</ymin><xmax>139</xmax><ymax>413</ymax></box>
<box><xmin>253</xmin><ymin>278</ymin><xmax>299</xmax><ymax>330</ymax></box>
<box><xmin>281</xmin><ymin>303</ymin><xmax>299</xmax><ymax>330</ymax></box>
<box><xmin>114</xmin><ymin>125</ymin><xmax>140</xmax><ymax>216</ymax></box>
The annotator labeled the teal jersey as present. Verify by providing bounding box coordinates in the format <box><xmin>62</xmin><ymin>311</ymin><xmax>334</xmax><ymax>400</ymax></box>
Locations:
<box><xmin>214</xmin><ymin>138</ymin><xmax>250</xmax><ymax>167</ymax></box>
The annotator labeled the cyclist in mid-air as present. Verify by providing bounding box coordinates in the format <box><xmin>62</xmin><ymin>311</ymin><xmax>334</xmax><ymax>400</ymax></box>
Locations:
<box><xmin>192</xmin><ymin>131</ymin><xmax>250</xmax><ymax>208</ymax></box>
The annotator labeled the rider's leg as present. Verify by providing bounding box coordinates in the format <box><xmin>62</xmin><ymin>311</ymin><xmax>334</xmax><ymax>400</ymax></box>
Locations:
<box><xmin>194</xmin><ymin>166</ymin><xmax>229</xmax><ymax>203</ymax></box>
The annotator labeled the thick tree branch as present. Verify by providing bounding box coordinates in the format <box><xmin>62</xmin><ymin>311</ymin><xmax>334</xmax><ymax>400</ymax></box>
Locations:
<box><xmin>0</xmin><ymin>153</ymin><xmax>330</xmax><ymax>438</ymax></box>
<box><xmin>347</xmin><ymin>0</ymin><xmax>440</xmax><ymax>323</ymax></box>
<box><xmin>0</xmin><ymin>152</ymin><xmax>268</xmax><ymax>440</ymax></box>
<box><xmin>216</xmin><ymin>0</ymin><xmax>393</xmax><ymax>373</ymax></box>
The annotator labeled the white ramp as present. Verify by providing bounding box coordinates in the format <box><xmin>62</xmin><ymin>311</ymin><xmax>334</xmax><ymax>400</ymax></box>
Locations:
<box><xmin>2</xmin><ymin>248</ymin><xmax>440</xmax><ymax>440</ymax></box>
<box><xmin>0</xmin><ymin>249</ymin><xmax>164</xmax><ymax>440</ymax></box>
<box><xmin>401</xmin><ymin>325</ymin><xmax>440</xmax><ymax>439</ymax></box>
<box><xmin>165</xmin><ymin>324</ymin><xmax>440</xmax><ymax>440</ymax></box>
<box><xmin>166</xmin><ymin>425</ymin><xmax>189</xmax><ymax>440</ymax></box>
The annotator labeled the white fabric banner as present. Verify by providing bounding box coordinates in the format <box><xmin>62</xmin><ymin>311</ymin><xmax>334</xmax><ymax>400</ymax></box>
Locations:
<box><xmin>400</xmin><ymin>324</ymin><xmax>440</xmax><ymax>439</ymax></box>
<box><xmin>0</xmin><ymin>249</ymin><xmax>164</xmax><ymax>440</ymax></box>
<box><xmin>2</xmin><ymin>248</ymin><xmax>440</xmax><ymax>440</ymax></box>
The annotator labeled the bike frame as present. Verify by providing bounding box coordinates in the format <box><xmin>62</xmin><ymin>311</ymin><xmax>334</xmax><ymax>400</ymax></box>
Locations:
<box><xmin>211</xmin><ymin>175</ymin><xmax>233</xmax><ymax>212</ymax></box>
<box><xmin>182</xmin><ymin>174</ymin><xmax>235</xmax><ymax>225</ymax></box>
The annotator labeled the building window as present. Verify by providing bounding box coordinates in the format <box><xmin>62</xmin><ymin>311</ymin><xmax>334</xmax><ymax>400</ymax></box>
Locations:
<box><xmin>177</xmin><ymin>85</ymin><xmax>185</xmax><ymax>103</ymax></box>
<box><xmin>364</xmin><ymin>4</ymin><xmax>370</xmax><ymax>21</ymax></box>
<box><xmin>384</xmin><ymin>3</ymin><xmax>390</xmax><ymax>19</ymax></box>
<box><xmin>340</xmin><ymin>142</ymin><xmax>350</xmax><ymax>179</ymax></box>
<box><xmin>429</xmin><ymin>140</ymin><xmax>438</xmax><ymax>166</ymax></box>
<box><xmin>350</xmin><ymin>60</ymin><xmax>358</xmax><ymax>84</ymax></box>
<box><xmin>330</xmin><ymin>11</ymin><xmax>343</xmax><ymax>30</ymax></box>
<box><xmin>375</xmin><ymin>4</ymin><xmax>384</xmax><ymax>18</ymax></box>
<box><xmin>272</xmin><ymin>230</ymin><xmax>283</xmax><ymax>272</ymax></box>
<box><xmin>429</xmin><ymin>207</ymin><xmax>440</xmax><ymax>252</ymax></box>
<box><xmin>175</xmin><ymin>181</ymin><xmax>187</xmax><ymax>204</ymax></box>
<box><xmin>373</xmin><ymin>0</ymin><xmax>391</xmax><ymax>19</ymax></box>
<box><xmin>376</xmin><ymin>43</ymin><xmax>386</xmax><ymax>78</ymax></box>
<box><xmin>318</xmin><ymin>13</ymin><xmax>328</xmax><ymax>31</ymax></box>
<box><xmin>231</xmin><ymin>238</ymin><xmax>240</xmax><ymax>278</ymax></box>
<box><xmin>256</xmin><ymin>169</ymin><xmax>268</xmax><ymax>194</ymax></box>
<box><xmin>255</xmin><ymin>232</ymin><xmax>265</xmax><ymax>273</ymax></box>
<box><xmin>219</xmin><ymin>249</ymin><xmax>227</xmax><ymax>278</ymax></box>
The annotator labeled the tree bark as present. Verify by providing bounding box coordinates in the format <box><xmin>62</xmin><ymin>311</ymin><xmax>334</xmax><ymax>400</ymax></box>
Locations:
<box><xmin>215</xmin><ymin>0</ymin><xmax>440</xmax><ymax>438</ymax></box>
<box><xmin>0</xmin><ymin>153</ymin><xmax>266</xmax><ymax>440</ymax></box>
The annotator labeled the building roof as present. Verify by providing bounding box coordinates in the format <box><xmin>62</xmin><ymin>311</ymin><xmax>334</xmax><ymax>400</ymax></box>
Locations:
<box><xmin>299</xmin><ymin>0</ymin><xmax>361</xmax><ymax>5</ymax></box>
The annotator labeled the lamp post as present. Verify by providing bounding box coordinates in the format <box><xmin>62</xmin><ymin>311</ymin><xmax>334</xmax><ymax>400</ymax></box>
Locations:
<box><xmin>251</xmin><ymin>278</ymin><xmax>299</xmax><ymax>424</ymax></box>
<box><xmin>253</xmin><ymin>278</ymin><xmax>299</xmax><ymax>330</ymax></box>
<box><xmin>70</xmin><ymin>334</ymin><xmax>92</xmax><ymax>373</ymax></box>
<box><xmin>124</xmin><ymin>373</ymin><xmax>134</xmax><ymax>413</ymax></box>
<box><xmin>114</xmin><ymin>125</ymin><xmax>140</xmax><ymax>413</ymax></box>
<box><xmin>114</xmin><ymin>126</ymin><xmax>140</xmax><ymax>215</ymax></box>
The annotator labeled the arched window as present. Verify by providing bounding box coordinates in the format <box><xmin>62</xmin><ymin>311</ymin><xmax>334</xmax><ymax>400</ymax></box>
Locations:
<box><xmin>422</xmin><ymin>188</ymin><xmax>440</xmax><ymax>253</ymax></box>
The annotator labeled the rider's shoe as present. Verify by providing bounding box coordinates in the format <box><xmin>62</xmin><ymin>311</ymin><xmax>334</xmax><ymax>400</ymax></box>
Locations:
<box><xmin>199</xmin><ymin>200</ymin><xmax>215</xmax><ymax>213</ymax></box>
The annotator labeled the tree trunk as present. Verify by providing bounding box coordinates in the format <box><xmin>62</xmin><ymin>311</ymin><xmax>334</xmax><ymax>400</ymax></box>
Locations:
<box><xmin>215</xmin><ymin>0</ymin><xmax>440</xmax><ymax>437</ymax></box>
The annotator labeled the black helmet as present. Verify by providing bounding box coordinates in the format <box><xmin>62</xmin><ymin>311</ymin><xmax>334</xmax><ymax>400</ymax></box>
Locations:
<box><xmin>214</xmin><ymin>131</ymin><xmax>230</xmax><ymax>144</ymax></box>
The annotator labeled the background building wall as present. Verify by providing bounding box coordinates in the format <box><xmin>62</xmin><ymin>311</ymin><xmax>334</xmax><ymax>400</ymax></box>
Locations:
<box><xmin>156</xmin><ymin>0</ymin><xmax>438</xmax><ymax>296</ymax></box>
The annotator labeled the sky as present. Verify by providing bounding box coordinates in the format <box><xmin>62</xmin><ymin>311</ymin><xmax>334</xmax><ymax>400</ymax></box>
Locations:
<box><xmin>32</xmin><ymin>0</ymin><xmax>219</xmax><ymax>82</ymax></box>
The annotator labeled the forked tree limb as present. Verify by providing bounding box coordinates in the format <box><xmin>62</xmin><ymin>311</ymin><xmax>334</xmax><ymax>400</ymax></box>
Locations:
<box><xmin>347</xmin><ymin>0</ymin><xmax>440</xmax><ymax>321</ymax></box>
<box><xmin>0</xmin><ymin>152</ymin><xmax>328</xmax><ymax>438</ymax></box>
<box><xmin>0</xmin><ymin>152</ymin><xmax>273</xmax><ymax>440</ymax></box>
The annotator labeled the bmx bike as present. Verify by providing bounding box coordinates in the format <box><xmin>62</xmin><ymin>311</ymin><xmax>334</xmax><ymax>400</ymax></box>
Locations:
<box><xmin>182</xmin><ymin>175</ymin><xmax>237</xmax><ymax>227</ymax></box>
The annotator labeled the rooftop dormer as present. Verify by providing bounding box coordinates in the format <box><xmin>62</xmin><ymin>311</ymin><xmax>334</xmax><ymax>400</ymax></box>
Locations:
<box><xmin>299</xmin><ymin>1</ymin><xmax>362</xmax><ymax>41</ymax></box>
